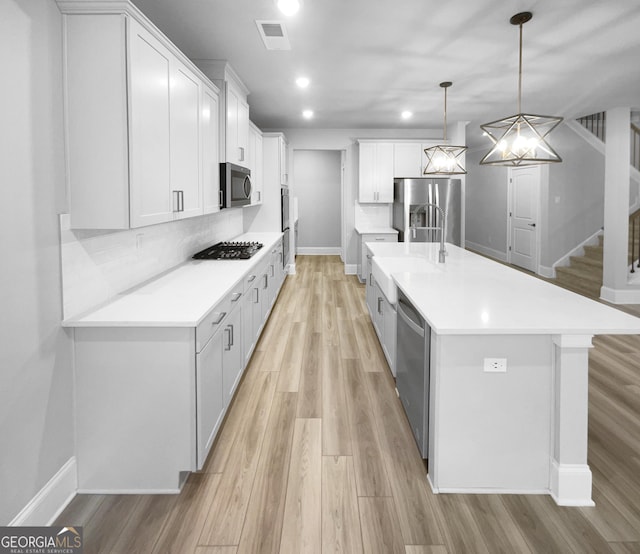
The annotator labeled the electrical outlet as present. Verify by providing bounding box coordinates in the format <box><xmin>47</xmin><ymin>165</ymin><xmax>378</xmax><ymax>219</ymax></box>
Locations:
<box><xmin>484</xmin><ymin>358</ymin><xmax>507</xmax><ymax>373</ymax></box>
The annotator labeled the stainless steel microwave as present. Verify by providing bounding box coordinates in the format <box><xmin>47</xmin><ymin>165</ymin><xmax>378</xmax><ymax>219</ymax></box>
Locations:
<box><xmin>220</xmin><ymin>162</ymin><xmax>252</xmax><ymax>208</ymax></box>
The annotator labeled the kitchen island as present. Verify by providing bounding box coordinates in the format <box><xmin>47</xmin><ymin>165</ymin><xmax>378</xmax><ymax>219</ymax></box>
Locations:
<box><xmin>367</xmin><ymin>241</ymin><xmax>640</xmax><ymax>506</ymax></box>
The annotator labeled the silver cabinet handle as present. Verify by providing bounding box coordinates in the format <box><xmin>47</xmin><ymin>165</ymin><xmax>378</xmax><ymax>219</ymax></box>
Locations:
<box><xmin>253</xmin><ymin>288</ymin><xmax>259</xmax><ymax>303</ymax></box>
<box><xmin>239</xmin><ymin>146</ymin><xmax>245</xmax><ymax>161</ymax></box>
<box><xmin>229</xmin><ymin>324</ymin><xmax>234</xmax><ymax>346</ymax></box>
<box><xmin>231</xmin><ymin>292</ymin><xmax>242</xmax><ymax>302</ymax></box>
<box><xmin>377</xmin><ymin>297</ymin><xmax>383</xmax><ymax>315</ymax></box>
<box><xmin>247</xmin><ymin>274</ymin><xmax>256</xmax><ymax>283</ymax></box>
<box><xmin>219</xmin><ymin>190</ymin><xmax>223</xmax><ymax>208</ymax></box>
<box><xmin>212</xmin><ymin>311</ymin><xmax>226</xmax><ymax>325</ymax></box>
<box><xmin>270</xmin><ymin>265</ymin><xmax>275</xmax><ymax>277</ymax></box>
<box><xmin>179</xmin><ymin>190</ymin><xmax>184</xmax><ymax>212</ymax></box>
<box><xmin>263</xmin><ymin>274</ymin><xmax>268</xmax><ymax>289</ymax></box>
<box><xmin>224</xmin><ymin>326</ymin><xmax>232</xmax><ymax>350</ymax></box>
<box><xmin>369</xmin><ymin>273</ymin><xmax>373</xmax><ymax>286</ymax></box>
<box><xmin>375</xmin><ymin>237</ymin><xmax>385</xmax><ymax>241</ymax></box>
<box><xmin>173</xmin><ymin>190</ymin><xmax>179</xmax><ymax>212</ymax></box>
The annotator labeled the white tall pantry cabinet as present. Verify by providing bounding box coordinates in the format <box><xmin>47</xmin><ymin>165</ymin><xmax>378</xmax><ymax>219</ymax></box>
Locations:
<box><xmin>59</xmin><ymin>2</ymin><xmax>221</xmax><ymax>229</ymax></box>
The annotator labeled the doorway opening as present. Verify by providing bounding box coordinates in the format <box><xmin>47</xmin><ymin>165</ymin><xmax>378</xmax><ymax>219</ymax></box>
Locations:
<box><xmin>292</xmin><ymin>150</ymin><xmax>344</xmax><ymax>256</ymax></box>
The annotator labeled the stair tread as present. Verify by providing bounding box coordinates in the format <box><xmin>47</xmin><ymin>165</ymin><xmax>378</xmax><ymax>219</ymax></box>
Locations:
<box><xmin>570</xmin><ymin>255</ymin><xmax>603</xmax><ymax>268</ymax></box>
<box><xmin>555</xmin><ymin>265</ymin><xmax>602</xmax><ymax>285</ymax></box>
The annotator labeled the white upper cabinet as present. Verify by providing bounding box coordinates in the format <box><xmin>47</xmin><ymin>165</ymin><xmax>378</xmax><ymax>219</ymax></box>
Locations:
<box><xmin>59</xmin><ymin>2</ymin><xmax>220</xmax><ymax>229</ymax></box>
<box><xmin>248</xmin><ymin>122</ymin><xmax>263</xmax><ymax>205</ymax></box>
<box><xmin>358</xmin><ymin>141</ymin><xmax>394</xmax><ymax>203</ymax></box>
<box><xmin>224</xmin><ymin>81</ymin><xmax>250</xmax><ymax>165</ymax></box>
<box><xmin>201</xmin><ymin>85</ymin><xmax>221</xmax><ymax>214</ymax></box>
<box><xmin>128</xmin><ymin>20</ymin><xmax>173</xmax><ymax>227</ymax></box>
<box><xmin>194</xmin><ymin>61</ymin><xmax>251</xmax><ymax>168</ymax></box>
<box><xmin>169</xmin><ymin>59</ymin><xmax>202</xmax><ymax>221</ymax></box>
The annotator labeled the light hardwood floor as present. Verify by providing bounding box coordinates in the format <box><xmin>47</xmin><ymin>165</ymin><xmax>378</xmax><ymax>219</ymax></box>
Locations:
<box><xmin>56</xmin><ymin>255</ymin><xmax>640</xmax><ymax>553</ymax></box>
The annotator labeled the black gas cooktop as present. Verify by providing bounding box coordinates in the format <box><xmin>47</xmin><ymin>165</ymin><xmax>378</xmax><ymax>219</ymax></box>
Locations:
<box><xmin>192</xmin><ymin>241</ymin><xmax>263</xmax><ymax>260</ymax></box>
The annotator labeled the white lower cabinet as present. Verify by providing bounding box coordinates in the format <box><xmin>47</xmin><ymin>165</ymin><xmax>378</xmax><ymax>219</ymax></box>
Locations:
<box><xmin>73</xmin><ymin>242</ymin><xmax>285</xmax><ymax>492</ymax></box>
<box><xmin>196</xmin><ymin>329</ymin><xmax>224</xmax><ymax>469</ymax></box>
<box><xmin>222</xmin><ymin>303</ymin><xmax>243</xmax><ymax>407</ymax></box>
<box><xmin>365</xmin><ymin>251</ymin><xmax>397</xmax><ymax>376</ymax></box>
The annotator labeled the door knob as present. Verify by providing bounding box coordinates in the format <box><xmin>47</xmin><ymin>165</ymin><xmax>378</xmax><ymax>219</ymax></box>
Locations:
<box><xmin>527</xmin><ymin>223</ymin><xmax>536</xmax><ymax>227</ymax></box>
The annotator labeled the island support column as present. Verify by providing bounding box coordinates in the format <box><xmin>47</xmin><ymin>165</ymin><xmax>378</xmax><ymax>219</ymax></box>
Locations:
<box><xmin>550</xmin><ymin>334</ymin><xmax>595</xmax><ymax>506</ymax></box>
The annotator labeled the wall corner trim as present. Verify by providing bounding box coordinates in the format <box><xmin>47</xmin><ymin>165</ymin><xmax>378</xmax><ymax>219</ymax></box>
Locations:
<box><xmin>9</xmin><ymin>457</ymin><xmax>77</xmax><ymax>527</ymax></box>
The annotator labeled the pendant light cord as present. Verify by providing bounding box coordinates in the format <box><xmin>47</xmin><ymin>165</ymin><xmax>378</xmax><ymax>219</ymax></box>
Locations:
<box><xmin>443</xmin><ymin>86</ymin><xmax>447</xmax><ymax>141</ymax></box>
<box><xmin>518</xmin><ymin>21</ymin><xmax>523</xmax><ymax>114</ymax></box>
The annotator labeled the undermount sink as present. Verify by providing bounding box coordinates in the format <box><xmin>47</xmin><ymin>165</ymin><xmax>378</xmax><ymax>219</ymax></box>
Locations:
<box><xmin>372</xmin><ymin>256</ymin><xmax>437</xmax><ymax>304</ymax></box>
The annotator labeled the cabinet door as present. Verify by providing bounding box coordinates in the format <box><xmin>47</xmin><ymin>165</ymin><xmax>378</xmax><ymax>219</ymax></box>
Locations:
<box><xmin>366</xmin><ymin>255</ymin><xmax>376</xmax><ymax>317</ymax></box>
<box><xmin>376</xmin><ymin>143</ymin><xmax>395</xmax><ymax>202</ymax></box>
<box><xmin>279</xmin><ymin>136</ymin><xmax>288</xmax><ymax>185</ymax></box>
<box><xmin>383</xmin><ymin>298</ymin><xmax>397</xmax><ymax>376</ymax></box>
<box><xmin>202</xmin><ymin>85</ymin><xmax>221</xmax><ymax>214</ymax></box>
<box><xmin>226</xmin><ymin>85</ymin><xmax>240</xmax><ymax>164</ymax></box>
<box><xmin>128</xmin><ymin>19</ymin><xmax>173</xmax><ymax>228</ymax></box>
<box><xmin>394</xmin><ymin>143</ymin><xmax>422</xmax><ymax>178</ymax></box>
<box><xmin>196</xmin><ymin>331</ymin><xmax>224</xmax><ymax>469</ymax></box>
<box><xmin>171</xmin><ymin>61</ymin><xmax>202</xmax><ymax>220</ymax></box>
<box><xmin>237</xmin><ymin>100</ymin><xmax>249</xmax><ymax>165</ymax></box>
<box><xmin>222</xmin><ymin>307</ymin><xmax>243</xmax><ymax>408</ymax></box>
<box><xmin>250</xmin><ymin>128</ymin><xmax>263</xmax><ymax>205</ymax></box>
<box><xmin>358</xmin><ymin>143</ymin><xmax>377</xmax><ymax>203</ymax></box>
<box><xmin>242</xmin><ymin>285</ymin><xmax>255</xmax><ymax>365</ymax></box>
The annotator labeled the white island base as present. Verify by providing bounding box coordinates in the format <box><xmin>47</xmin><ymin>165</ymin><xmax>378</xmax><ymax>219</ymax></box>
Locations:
<box><xmin>427</xmin><ymin>332</ymin><xmax>593</xmax><ymax>506</ymax></box>
<box><xmin>367</xmin><ymin>241</ymin><xmax>640</xmax><ymax>508</ymax></box>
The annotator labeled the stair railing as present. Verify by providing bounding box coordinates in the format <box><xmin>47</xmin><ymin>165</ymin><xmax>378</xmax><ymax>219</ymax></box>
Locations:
<box><xmin>577</xmin><ymin>112</ymin><xmax>606</xmax><ymax>141</ymax></box>
<box><xmin>630</xmin><ymin>208</ymin><xmax>640</xmax><ymax>273</ymax></box>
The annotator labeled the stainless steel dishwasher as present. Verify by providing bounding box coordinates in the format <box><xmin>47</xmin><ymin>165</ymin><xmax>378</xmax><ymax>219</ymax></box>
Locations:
<box><xmin>396</xmin><ymin>289</ymin><xmax>431</xmax><ymax>458</ymax></box>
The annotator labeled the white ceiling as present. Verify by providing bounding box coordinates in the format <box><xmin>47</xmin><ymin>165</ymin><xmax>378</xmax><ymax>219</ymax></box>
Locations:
<box><xmin>132</xmin><ymin>0</ymin><xmax>640</xmax><ymax>144</ymax></box>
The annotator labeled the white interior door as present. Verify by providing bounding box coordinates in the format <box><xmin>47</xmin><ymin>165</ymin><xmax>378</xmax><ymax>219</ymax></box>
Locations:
<box><xmin>508</xmin><ymin>166</ymin><xmax>540</xmax><ymax>272</ymax></box>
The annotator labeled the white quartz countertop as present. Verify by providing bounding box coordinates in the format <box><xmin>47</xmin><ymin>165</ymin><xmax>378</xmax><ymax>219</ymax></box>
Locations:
<box><xmin>355</xmin><ymin>226</ymin><xmax>398</xmax><ymax>235</ymax></box>
<box><xmin>368</xmin><ymin>242</ymin><xmax>640</xmax><ymax>335</ymax></box>
<box><xmin>62</xmin><ymin>232</ymin><xmax>283</xmax><ymax>328</ymax></box>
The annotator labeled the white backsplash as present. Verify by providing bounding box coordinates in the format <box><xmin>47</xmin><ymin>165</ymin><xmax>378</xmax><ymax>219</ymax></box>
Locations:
<box><xmin>60</xmin><ymin>210</ymin><xmax>244</xmax><ymax>319</ymax></box>
<box><xmin>354</xmin><ymin>203</ymin><xmax>392</xmax><ymax>228</ymax></box>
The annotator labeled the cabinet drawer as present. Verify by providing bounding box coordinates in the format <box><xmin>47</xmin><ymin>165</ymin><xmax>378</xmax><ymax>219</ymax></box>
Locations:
<box><xmin>196</xmin><ymin>281</ymin><xmax>243</xmax><ymax>352</ymax></box>
<box><xmin>363</xmin><ymin>234</ymin><xmax>397</xmax><ymax>244</ymax></box>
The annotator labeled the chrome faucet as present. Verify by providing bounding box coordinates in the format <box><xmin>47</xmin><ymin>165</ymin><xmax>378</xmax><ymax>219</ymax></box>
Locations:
<box><xmin>410</xmin><ymin>202</ymin><xmax>447</xmax><ymax>263</ymax></box>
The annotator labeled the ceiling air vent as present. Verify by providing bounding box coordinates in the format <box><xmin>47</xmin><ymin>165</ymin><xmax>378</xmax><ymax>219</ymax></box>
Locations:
<box><xmin>256</xmin><ymin>20</ymin><xmax>291</xmax><ymax>50</ymax></box>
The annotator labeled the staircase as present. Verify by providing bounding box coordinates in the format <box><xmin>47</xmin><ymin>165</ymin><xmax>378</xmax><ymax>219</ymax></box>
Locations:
<box><xmin>554</xmin><ymin>235</ymin><xmax>603</xmax><ymax>298</ymax></box>
<box><xmin>552</xmin><ymin>224</ymin><xmax>640</xmax><ymax>298</ymax></box>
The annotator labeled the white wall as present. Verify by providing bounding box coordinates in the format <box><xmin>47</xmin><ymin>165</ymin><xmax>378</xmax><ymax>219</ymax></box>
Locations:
<box><xmin>466</xmin><ymin>123</ymin><xmax>606</xmax><ymax>269</ymax></box>
<box><xmin>280</xmin><ymin>128</ymin><xmax>441</xmax><ymax>267</ymax></box>
<box><xmin>293</xmin><ymin>150</ymin><xmax>341</xmax><ymax>250</ymax></box>
<box><xmin>542</xmin><ymin>124</ymin><xmax>605</xmax><ymax>267</ymax></box>
<box><xmin>0</xmin><ymin>0</ymin><xmax>74</xmax><ymax>525</ymax></box>
<box><xmin>464</xmin><ymin>148</ymin><xmax>509</xmax><ymax>260</ymax></box>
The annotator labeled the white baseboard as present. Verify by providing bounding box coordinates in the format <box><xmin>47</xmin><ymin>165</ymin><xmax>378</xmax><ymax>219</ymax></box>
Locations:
<box><xmin>10</xmin><ymin>457</ymin><xmax>77</xmax><ymax>526</ymax></box>
<box><xmin>344</xmin><ymin>264</ymin><xmax>357</xmax><ymax>275</ymax></box>
<box><xmin>550</xmin><ymin>460</ymin><xmax>595</xmax><ymax>507</ymax></box>
<box><xmin>296</xmin><ymin>247</ymin><xmax>341</xmax><ymax>255</ymax></box>
<box><xmin>465</xmin><ymin>241</ymin><xmax>508</xmax><ymax>263</ymax></box>
<box><xmin>600</xmin><ymin>285</ymin><xmax>640</xmax><ymax>304</ymax></box>
<box><xmin>538</xmin><ymin>265</ymin><xmax>555</xmax><ymax>279</ymax></box>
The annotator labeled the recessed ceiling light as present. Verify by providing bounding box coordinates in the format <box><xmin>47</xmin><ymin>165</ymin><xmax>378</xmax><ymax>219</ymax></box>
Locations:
<box><xmin>277</xmin><ymin>0</ymin><xmax>300</xmax><ymax>16</ymax></box>
<box><xmin>401</xmin><ymin>111</ymin><xmax>413</xmax><ymax>120</ymax></box>
<box><xmin>296</xmin><ymin>76</ymin><xmax>310</xmax><ymax>88</ymax></box>
<box><xmin>302</xmin><ymin>110</ymin><xmax>314</xmax><ymax>119</ymax></box>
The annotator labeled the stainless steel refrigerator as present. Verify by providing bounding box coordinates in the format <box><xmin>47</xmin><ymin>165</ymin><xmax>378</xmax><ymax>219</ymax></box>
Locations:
<box><xmin>392</xmin><ymin>178</ymin><xmax>461</xmax><ymax>244</ymax></box>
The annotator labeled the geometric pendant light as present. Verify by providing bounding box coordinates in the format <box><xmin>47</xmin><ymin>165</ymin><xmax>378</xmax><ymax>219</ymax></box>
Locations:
<box><xmin>423</xmin><ymin>81</ymin><xmax>467</xmax><ymax>175</ymax></box>
<box><xmin>479</xmin><ymin>12</ymin><xmax>563</xmax><ymax>166</ymax></box>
